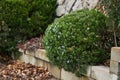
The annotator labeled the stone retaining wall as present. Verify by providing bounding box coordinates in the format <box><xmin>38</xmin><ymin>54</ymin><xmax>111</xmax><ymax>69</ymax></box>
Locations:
<box><xmin>19</xmin><ymin>49</ymin><xmax>89</xmax><ymax>80</ymax></box>
<box><xmin>110</xmin><ymin>47</ymin><xmax>120</xmax><ymax>79</ymax></box>
<box><xmin>19</xmin><ymin>48</ymin><xmax>119</xmax><ymax>80</ymax></box>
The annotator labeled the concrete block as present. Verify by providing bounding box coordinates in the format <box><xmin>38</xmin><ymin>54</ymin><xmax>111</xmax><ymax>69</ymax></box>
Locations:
<box><xmin>28</xmin><ymin>55</ymin><xmax>36</xmax><ymax>65</ymax></box>
<box><xmin>25</xmin><ymin>50</ymin><xmax>35</xmax><ymax>56</ymax></box>
<box><xmin>48</xmin><ymin>64</ymin><xmax>61</xmax><ymax>79</ymax></box>
<box><xmin>19</xmin><ymin>53</ymin><xmax>30</xmax><ymax>63</ymax></box>
<box><xmin>34</xmin><ymin>49</ymin><xmax>49</xmax><ymax>62</ymax></box>
<box><xmin>35</xmin><ymin>59</ymin><xmax>44</xmax><ymax>67</ymax></box>
<box><xmin>61</xmin><ymin>69</ymin><xmax>89</xmax><ymax>80</ymax></box>
<box><xmin>36</xmin><ymin>59</ymin><xmax>61</xmax><ymax>79</ymax></box>
<box><xmin>110</xmin><ymin>60</ymin><xmax>119</xmax><ymax>75</ymax></box>
<box><xmin>87</xmin><ymin>66</ymin><xmax>92</xmax><ymax>77</ymax></box>
<box><xmin>19</xmin><ymin>53</ymin><xmax>36</xmax><ymax>65</ymax></box>
<box><xmin>111</xmin><ymin>47</ymin><xmax>120</xmax><ymax>61</ymax></box>
<box><xmin>91</xmin><ymin>66</ymin><xmax>111</xmax><ymax>80</ymax></box>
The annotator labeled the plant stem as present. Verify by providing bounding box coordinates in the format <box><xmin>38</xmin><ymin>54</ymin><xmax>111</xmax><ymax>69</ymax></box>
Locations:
<box><xmin>114</xmin><ymin>29</ymin><xmax>117</xmax><ymax>47</ymax></box>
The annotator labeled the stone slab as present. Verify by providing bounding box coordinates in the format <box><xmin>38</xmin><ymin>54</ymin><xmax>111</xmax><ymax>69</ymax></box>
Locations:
<box><xmin>61</xmin><ymin>69</ymin><xmax>89</xmax><ymax>80</ymax></box>
<box><xmin>48</xmin><ymin>64</ymin><xmax>61</xmax><ymax>79</ymax></box>
<box><xmin>111</xmin><ymin>47</ymin><xmax>120</xmax><ymax>62</ymax></box>
<box><xmin>34</xmin><ymin>49</ymin><xmax>49</xmax><ymax>62</ymax></box>
<box><xmin>35</xmin><ymin>59</ymin><xmax>44</xmax><ymax>67</ymax></box>
<box><xmin>90</xmin><ymin>66</ymin><xmax>118</xmax><ymax>80</ymax></box>
<box><xmin>19</xmin><ymin>53</ymin><xmax>30</xmax><ymax>63</ymax></box>
<box><xmin>26</xmin><ymin>50</ymin><xmax>35</xmax><ymax>56</ymax></box>
<box><xmin>19</xmin><ymin>53</ymin><xmax>36</xmax><ymax>65</ymax></box>
<box><xmin>72</xmin><ymin>0</ymin><xmax>83</xmax><ymax>11</ymax></box>
<box><xmin>110</xmin><ymin>60</ymin><xmax>119</xmax><ymax>75</ymax></box>
<box><xmin>91</xmin><ymin>66</ymin><xmax>110</xmax><ymax>80</ymax></box>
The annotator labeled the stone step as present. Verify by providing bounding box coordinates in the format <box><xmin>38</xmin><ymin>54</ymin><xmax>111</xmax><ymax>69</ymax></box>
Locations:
<box><xmin>87</xmin><ymin>66</ymin><xmax>118</xmax><ymax>80</ymax></box>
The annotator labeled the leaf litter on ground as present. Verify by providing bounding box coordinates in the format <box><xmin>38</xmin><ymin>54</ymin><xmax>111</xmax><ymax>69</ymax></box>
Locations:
<box><xmin>0</xmin><ymin>60</ymin><xmax>57</xmax><ymax>80</ymax></box>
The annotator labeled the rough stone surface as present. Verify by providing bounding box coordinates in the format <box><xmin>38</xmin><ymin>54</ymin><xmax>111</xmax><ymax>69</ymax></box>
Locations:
<box><xmin>57</xmin><ymin>0</ymin><xmax>65</xmax><ymax>5</ymax></box>
<box><xmin>89</xmin><ymin>66</ymin><xmax>118</xmax><ymax>80</ymax></box>
<box><xmin>72</xmin><ymin>0</ymin><xmax>83</xmax><ymax>11</ymax></box>
<box><xmin>34</xmin><ymin>49</ymin><xmax>49</xmax><ymax>62</ymax></box>
<box><xmin>110</xmin><ymin>60</ymin><xmax>119</xmax><ymax>75</ymax></box>
<box><xmin>64</xmin><ymin>0</ymin><xmax>76</xmax><ymax>12</ymax></box>
<box><xmin>19</xmin><ymin>53</ymin><xmax>30</xmax><ymax>63</ymax></box>
<box><xmin>56</xmin><ymin>0</ymin><xmax>99</xmax><ymax>16</ymax></box>
<box><xmin>56</xmin><ymin>5</ymin><xmax>66</xmax><ymax>16</ymax></box>
<box><xmin>83</xmin><ymin>0</ymin><xmax>99</xmax><ymax>9</ymax></box>
<box><xmin>48</xmin><ymin>64</ymin><xmax>61</xmax><ymax>79</ymax></box>
<box><xmin>61</xmin><ymin>69</ymin><xmax>89</xmax><ymax>80</ymax></box>
<box><xmin>111</xmin><ymin>47</ymin><xmax>120</xmax><ymax>62</ymax></box>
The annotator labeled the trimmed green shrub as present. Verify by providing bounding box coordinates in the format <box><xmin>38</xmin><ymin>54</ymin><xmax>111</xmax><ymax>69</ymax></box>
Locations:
<box><xmin>43</xmin><ymin>9</ymin><xmax>110</xmax><ymax>76</ymax></box>
<box><xmin>0</xmin><ymin>0</ymin><xmax>56</xmax><ymax>39</ymax></box>
<box><xmin>0</xmin><ymin>21</ymin><xmax>10</xmax><ymax>53</ymax></box>
<box><xmin>0</xmin><ymin>0</ymin><xmax>56</xmax><ymax>57</ymax></box>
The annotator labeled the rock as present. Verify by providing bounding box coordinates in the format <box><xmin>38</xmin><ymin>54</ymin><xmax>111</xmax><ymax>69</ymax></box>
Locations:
<box><xmin>64</xmin><ymin>0</ymin><xmax>76</xmax><ymax>12</ymax></box>
<box><xmin>56</xmin><ymin>0</ymin><xmax>99</xmax><ymax>17</ymax></box>
<box><xmin>83</xmin><ymin>0</ymin><xmax>99</xmax><ymax>9</ymax></box>
<box><xmin>57</xmin><ymin>0</ymin><xmax>65</xmax><ymax>5</ymax></box>
<box><xmin>56</xmin><ymin>5</ymin><xmax>66</xmax><ymax>16</ymax></box>
<box><xmin>72</xmin><ymin>0</ymin><xmax>83</xmax><ymax>11</ymax></box>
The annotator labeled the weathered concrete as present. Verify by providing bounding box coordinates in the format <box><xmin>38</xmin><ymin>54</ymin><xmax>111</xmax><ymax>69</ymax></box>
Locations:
<box><xmin>111</xmin><ymin>47</ymin><xmax>120</xmax><ymax>62</ymax></box>
<box><xmin>110</xmin><ymin>47</ymin><xmax>120</xmax><ymax>79</ymax></box>
<box><xmin>110</xmin><ymin>60</ymin><xmax>119</xmax><ymax>75</ymax></box>
<box><xmin>34</xmin><ymin>49</ymin><xmax>49</xmax><ymax>62</ymax></box>
<box><xmin>61</xmin><ymin>68</ymin><xmax>89</xmax><ymax>80</ymax></box>
<box><xmin>87</xmin><ymin>66</ymin><xmax>118</xmax><ymax>80</ymax></box>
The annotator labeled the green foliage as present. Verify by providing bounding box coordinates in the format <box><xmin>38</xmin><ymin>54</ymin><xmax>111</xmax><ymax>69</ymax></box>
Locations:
<box><xmin>43</xmin><ymin>9</ymin><xmax>110</xmax><ymax>76</ymax></box>
<box><xmin>100</xmin><ymin>0</ymin><xmax>120</xmax><ymax>46</ymax></box>
<box><xmin>0</xmin><ymin>21</ymin><xmax>10</xmax><ymax>53</ymax></box>
<box><xmin>0</xmin><ymin>0</ymin><xmax>56</xmax><ymax>57</ymax></box>
<box><xmin>0</xmin><ymin>0</ymin><xmax>56</xmax><ymax>39</ymax></box>
<box><xmin>101</xmin><ymin>0</ymin><xmax>120</xmax><ymax>26</ymax></box>
<box><xmin>0</xmin><ymin>20</ymin><xmax>19</xmax><ymax>58</ymax></box>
